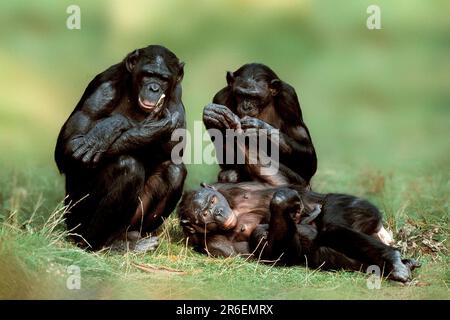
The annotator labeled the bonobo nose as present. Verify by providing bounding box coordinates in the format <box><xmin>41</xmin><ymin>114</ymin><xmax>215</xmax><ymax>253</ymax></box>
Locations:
<box><xmin>242</xmin><ymin>102</ymin><xmax>252</xmax><ymax>111</ymax></box>
<box><xmin>149</xmin><ymin>83</ymin><xmax>160</xmax><ymax>92</ymax></box>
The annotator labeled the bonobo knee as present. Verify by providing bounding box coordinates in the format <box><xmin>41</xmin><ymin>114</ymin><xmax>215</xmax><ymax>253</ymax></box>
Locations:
<box><xmin>116</xmin><ymin>155</ymin><xmax>144</xmax><ymax>177</ymax></box>
<box><xmin>166</xmin><ymin>162</ymin><xmax>187</xmax><ymax>189</ymax></box>
<box><xmin>270</xmin><ymin>188</ymin><xmax>300</xmax><ymax>212</ymax></box>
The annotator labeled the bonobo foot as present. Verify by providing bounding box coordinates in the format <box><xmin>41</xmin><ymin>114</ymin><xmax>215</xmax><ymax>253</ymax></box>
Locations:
<box><xmin>108</xmin><ymin>231</ymin><xmax>159</xmax><ymax>253</ymax></box>
<box><xmin>402</xmin><ymin>258</ymin><xmax>421</xmax><ymax>271</ymax></box>
<box><xmin>388</xmin><ymin>251</ymin><xmax>421</xmax><ymax>283</ymax></box>
<box><xmin>218</xmin><ymin>169</ymin><xmax>241</xmax><ymax>183</ymax></box>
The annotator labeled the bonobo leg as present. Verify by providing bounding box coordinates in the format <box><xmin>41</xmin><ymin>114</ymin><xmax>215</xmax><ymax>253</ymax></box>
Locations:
<box><xmin>251</xmin><ymin>188</ymin><xmax>304</xmax><ymax>264</ymax></box>
<box><xmin>307</xmin><ymin>247</ymin><xmax>365</xmax><ymax>271</ymax></box>
<box><xmin>317</xmin><ymin>225</ymin><xmax>413</xmax><ymax>282</ymax></box>
<box><xmin>130</xmin><ymin>160</ymin><xmax>187</xmax><ymax>233</ymax></box>
<box><xmin>65</xmin><ymin>155</ymin><xmax>145</xmax><ymax>250</ymax></box>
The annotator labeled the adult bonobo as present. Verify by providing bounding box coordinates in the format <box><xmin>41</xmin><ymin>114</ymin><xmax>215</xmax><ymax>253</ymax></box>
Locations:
<box><xmin>55</xmin><ymin>45</ymin><xmax>187</xmax><ymax>251</ymax></box>
<box><xmin>203</xmin><ymin>63</ymin><xmax>316</xmax><ymax>186</ymax></box>
<box><xmin>178</xmin><ymin>182</ymin><xmax>420</xmax><ymax>282</ymax></box>
<box><xmin>178</xmin><ymin>143</ymin><xmax>419</xmax><ymax>283</ymax></box>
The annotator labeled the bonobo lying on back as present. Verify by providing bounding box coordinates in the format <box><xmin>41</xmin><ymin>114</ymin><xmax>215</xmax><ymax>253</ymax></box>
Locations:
<box><xmin>178</xmin><ymin>181</ymin><xmax>420</xmax><ymax>282</ymax></box>
<box><xmin>55</xmin><ymin>45</ymin><xmax>187</xmax><ymax>251</ymax></box>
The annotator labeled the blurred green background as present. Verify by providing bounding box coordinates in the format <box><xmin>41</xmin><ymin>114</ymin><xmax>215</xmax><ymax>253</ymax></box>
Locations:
<box><xmin>0</xmin><ymin>0</ymin><xmax>449</xmax><ymax>188</ymax></box>
<box><xmin>0</xmin><ymin>0</ymin><xmax>449</xmax><ymax>299</ymax></box>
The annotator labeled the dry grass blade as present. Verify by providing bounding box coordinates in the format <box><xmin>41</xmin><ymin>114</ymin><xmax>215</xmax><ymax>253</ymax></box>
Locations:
<box><xmin>132</xmin><ymin>262</ymin><xmax>187</xmax><ymax>275</ymax></box>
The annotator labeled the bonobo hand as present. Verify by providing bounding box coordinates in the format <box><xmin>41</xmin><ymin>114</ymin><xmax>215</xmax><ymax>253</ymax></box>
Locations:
<box><xmin>203</xmin><ymin>103</ymin><xmax>241</xmax><ymax>130</ymax></box>
<box><xmin>169</xmin><ymin>109</ymin><xmax>183</xmax><ymax>131</ymax></box>
<box><xmin>240</xmin><ymin>116</ymin><xmax>272</xmax><ymax>131</ymax></box>
<box><xmin>71</xmin><ymin>134</ymin><xmax>109</xmax><ymax>167</ymax></box>
<box><xmin>71</xmin><ymin>115</ymin><xmax>131</xmax><ymax>167</ymax></box>
<box><xmin>142</xmin><ymin>108</ymin><xmax>181</xmax><ymax>132</ymax></box>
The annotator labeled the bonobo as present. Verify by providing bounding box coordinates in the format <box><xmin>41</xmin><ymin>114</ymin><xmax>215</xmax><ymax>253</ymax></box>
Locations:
<box><xmin>178</xmin><ymin>182</ymin><xmax>420</xmax><ymax>282</ymax></box>
<box><xmin>55</xmin><ymin>45</ymin><xmax>187</xmax><ymax>251</ymax></box>
<box><xmin>203</xmin><ymin>63</ymin><xmax>316</xmax><ymax>185</ymax></box>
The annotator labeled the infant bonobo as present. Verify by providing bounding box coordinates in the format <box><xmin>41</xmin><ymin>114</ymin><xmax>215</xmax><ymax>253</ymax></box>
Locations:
<box><xmin>178</xmin><ymin>182</ymin><xmax>420</xmax><ymax>282</ymax></box>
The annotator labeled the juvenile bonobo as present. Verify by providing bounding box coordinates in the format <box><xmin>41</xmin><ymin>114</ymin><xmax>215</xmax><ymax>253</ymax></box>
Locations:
<box><xmin>178</xmin><ymin>183</ymin><xmax>420</xmax><ymax>282</ymax></box>
<box><xmin>203</xmin><ymin>63</ymin><xmax>316</xmax><ymax>186</ymax></box>
<box><xmin>55</xmin><ymin>45</ymin><xmax>187</xmax><ymax>251</ymax></box>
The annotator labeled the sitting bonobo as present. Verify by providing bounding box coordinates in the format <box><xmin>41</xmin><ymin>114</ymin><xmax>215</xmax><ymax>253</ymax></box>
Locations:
<box><xmin>203</xmin><ymin>63</ymin><xmax>316</xmax><ymax>186</ymax></box>
<box><xmin>178</xmin><ymin>182</ymin><xmax>420</xmax><ymax>282</ymax></box>
<box><xmin>55</xmin><ymin>45</ymin><xmax>187</xmax><ymax>251</ymax></box>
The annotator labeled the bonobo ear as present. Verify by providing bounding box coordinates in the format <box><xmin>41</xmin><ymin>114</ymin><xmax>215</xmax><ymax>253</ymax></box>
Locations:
<box><xmin>269</xmin><ymin>79</ymin><xmax>282</xmax><ymax>96</ymax></box>
<box><xmin>226</xmin><ymin>71</ymin><xmax>235</xmax><ymax>86</ymax></box>
<box><xmin>125</xmin><ymin>49</ymin><xmax>140</xmax><ymax>73</ymax></box>
<box><xmin>200</xmin><ymin>182</ymin><xmax>216</xmax><ymax>190</ymax></box>
<box><xmin>177</xmin><ymin>61</ymin><xmax>185</xmax><ymax>83</ymax></box>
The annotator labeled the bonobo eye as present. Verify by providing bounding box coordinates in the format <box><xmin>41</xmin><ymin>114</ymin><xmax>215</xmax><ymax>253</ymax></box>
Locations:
<box><xmin>210</xmin><ymin>196</ymin><xmax>217</xmax><ymax>205</ymax></box>
<box><xmin>202</xmin><ymin>210</ymin><xmax>208</xmax><ymax>217</ymax></box>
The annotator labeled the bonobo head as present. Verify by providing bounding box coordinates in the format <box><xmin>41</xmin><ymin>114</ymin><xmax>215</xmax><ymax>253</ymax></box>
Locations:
<box><xmin>227</xmin><ymin>63</ymin><xmax>281</xmax><ymax>118</ymax></box>
<box><xmin>178</xmin><ymin>184</ymin><xmax>237</xmax><ymax>234</ymax></box>
<box><xmin>124</xmin><ymin>45</ymin><xmax>184</xmax><ymax>115</ymax></box>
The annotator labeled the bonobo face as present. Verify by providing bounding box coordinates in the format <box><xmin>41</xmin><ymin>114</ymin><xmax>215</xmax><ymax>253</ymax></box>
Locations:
<box><xmin>125</xmin><ymin>47</ymin><xmax>184</xmax><ymax>115</ymax></box>
<box><xmin>227</xmin><ymin>68</ymin><xmax>281</xmax><ymax>118</ymax></box>
<box><xmin>189</xmin><ymin>187</ymin><xmax>237</xmax><ymax>233</ymax></box>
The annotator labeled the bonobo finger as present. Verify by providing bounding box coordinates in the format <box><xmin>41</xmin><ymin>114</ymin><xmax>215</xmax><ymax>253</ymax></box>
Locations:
<box><xmin>213</xmin><ymin>107</ymin><xmax>240</xmax><ymax>128</ymax></box>
<box><xmin>71</xmin><ymin>137</ymin><xmax>84</xmax><ymax>151</ymax></box>
<box><xmin>204</xmin><ymin>103</ymin><xmax>229</xmax><ymax>113</ymax></box>
<box><xmin>72</xmin><ymin>143</ymin><xmax>89</xmax><ymax>159</ymax></box>
<box><xmin>240</xmin><ymin>117</ymin><xmax>255</xmax><ymax>128</ymax></box>
<box><xmin>204</xmin><ymin>109</ymin><xmax>229</xmax><ymax>128</ymax></box>
<box><xmin>402</xmin><ymin>258</ymin><xmax>421</xmax><ymax>270</ymax></box>
<box><xmin>204</xmin><ymin>116</ymin><xmax>222</xmax><ymax>129</ymax></box>
<box><xmin>242</xmin><ymin>128</ymin><xmax>259</xmax><ymax>137</ymax></box>
<box><xmin>204</xmin><ymin>103</ymin><xmax>236</xmax><ymax>120</ymax></box>
<box><xmin>81</xmin><ymin>148</ymin><xmax>96</xmax><ymax>165</ymax></box>
<box><xmin>241</xmin><ymin>117</ymin><xmax>261</xmax><ymax>129</ymax></box>
<box><xmin>92</xmin><ymin>152</ymin><xmax>102</xmax><ymax>165</ymax></box>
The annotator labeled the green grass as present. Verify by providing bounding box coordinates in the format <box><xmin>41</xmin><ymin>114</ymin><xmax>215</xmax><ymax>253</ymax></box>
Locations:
<box><xmin>0</xmin><ymin>0</ymin><xmax>449</xmax><ymax>299</ymax></box>
<box><xmin>0</xmin><ymin>167</ymin><xmax>448</xmax><ymax>299</ymax></box>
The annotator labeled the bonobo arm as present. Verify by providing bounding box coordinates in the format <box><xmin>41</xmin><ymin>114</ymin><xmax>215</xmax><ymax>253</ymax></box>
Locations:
<box><xmin>63</xmin><ymin>112</ymin><xmax>132</xmax><ymax>167</ymax></box>
<box><xmin>105</xmin><ymin>107</ymin><xmax>183</xmax><ymax>156</ymax></box>
<box><xmin>203</xmin><ymin>103</ymin><xmax>243</xmax><ymax>179</ymax></box>
<box><xmin>240</xmin><ymin>117</ymin><xmax>317</xmax><ymax>182</ymax></box>
<box><xmin>249</xmin><ymin>189</ymin><xmax>304</xmax><ymax>265</ymax></box>
<box><xmin>234</xmin><ymin>128</ymin><xmax>308</xmax><ymax>187</ymax></box>
<box><xmin>56</xmin><ymin>79</ymin><xmax>132</xmax><ymax>169</ymax></box>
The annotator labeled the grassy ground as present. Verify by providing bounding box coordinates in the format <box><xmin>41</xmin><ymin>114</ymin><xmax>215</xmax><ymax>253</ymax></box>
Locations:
<box><xmin>0</xmin><ymin>0</ymin><xmax>449</xmax><ymax>299</ymax></box>
<box><xmin>0</xmin><ymin>165</ymin><xmax>448</xmax><ymax>299</ymax></box>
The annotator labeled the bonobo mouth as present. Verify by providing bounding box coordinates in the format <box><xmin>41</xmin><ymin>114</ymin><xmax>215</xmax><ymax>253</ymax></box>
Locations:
<box><xmin>221</xmin><ymin>212</ymin><xmax>238</xmax><ymax>230</ymax></box>
<box><xmin>237</xmin><ymin>106</ymin><xmax>258</xmax><ymax>118</ymax></box>
<box><xmin>138</xmin><ymin>94</ymin><xmax>166</xmax><ymax>113</ymax></box>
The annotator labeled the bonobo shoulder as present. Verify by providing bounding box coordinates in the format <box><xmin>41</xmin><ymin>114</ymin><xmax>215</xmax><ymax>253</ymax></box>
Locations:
<box><xmin>82</xmin><ymin>81</ymin><xmax>117</xmax><ymax>115</ymax></box>
<box><xmin>289</xmin><ymin>125</ymin><xmax>309</xmax><ymax>140</ymax></box>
